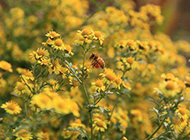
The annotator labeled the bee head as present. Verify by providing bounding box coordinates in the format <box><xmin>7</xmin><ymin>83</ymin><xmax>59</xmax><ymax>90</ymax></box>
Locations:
<box><xmin>90</xmin><ymin>53</ymin><xmax>97</xmax><ymax>60</ymax></box>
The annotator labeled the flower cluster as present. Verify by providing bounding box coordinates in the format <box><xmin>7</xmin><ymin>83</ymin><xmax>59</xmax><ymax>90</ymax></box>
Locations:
<box><xmin>0</xmin><ymin>1</ymin><xmax>190</xmax><ymax>140</ymax></box>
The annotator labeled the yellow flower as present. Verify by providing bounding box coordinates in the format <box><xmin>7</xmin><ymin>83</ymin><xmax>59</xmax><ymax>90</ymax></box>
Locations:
<box><xmin>137</xmin><ymin>41</ymin><xmax>149</xmax><ymax>53</ymax></box>
<box><xmin>16</xmin><ymin>68</ymin><xmax>32</xmax><ymax>76</ymax></box>
<box><xmin>185</xmin><ymin>76</ymin><xmax>190</xmax><ymax>87</ymax></box>
<box><xmin>69</xmin><ymin>76</ymin><xmax>79</xmax><ymax>87</ymax></box>
<box><xmin>126</xmin><ymin>57</ymin><xmax>134</xmax><ymax>65</ymax></box>
<box><xmin>130</xmin><ymin>109</ymin><xmax>143</xmax><ymax>123</ymax></box>
<box><xmin>107</xmin><ymin>47</ymin><xmax>115</xmax><ymax>58</ymax></box>
<box><xmin>38</xmin><ymin>57</ymin><xmax>51</xmax><ymax>66</ymax></box>
<box><xmin>161</xmin><ymin>73</ymin><xmax>177</xmax><ymax>81</ymax></box>
<box><xmin>35</xmin><ymin>48</ymin><xmax>49</xmax><ymax>59</ymax></box>
<box><xmin>76</xmin><ymin>28</ymin><xmax>95</xmax><ymax>45</ymax></box>
<box><xmin>1</xmin><ymin>100</ymin><xmax>21</xmax><ymax>115</ymax></box>
<box><xmin>159</xmin><ymin>80</ymin><xmax>181</xmax><ymax>97</ymax></box>
<box><xmin>91</xmin><ymin>79</ymin><xmax>105</xmax><ymax>92</ymax></box>
<box><xmin>62</xmin><ymin>119</ymin><xmax>85</xmax><ymax>139</ymax></box>
<box><xmin>53</xmin><ymin>95</ymin><xmax>80</xmax><ymax>117</ymax></box>
<box><xmin>94</xmin><ymin>31</ymin><xmax>104</xmax><ymax>45</ymax></box>
<box><xmin>14</xmin><ymin>82</ymin><xmax>29</xmax><ymax>95</ymax></box>
<box><xmin>122</xmin><ymin>137</ymin><xmax>128</xmax><ymax>140</ymax></box>
<box><xmin>0</xmin><ymin>78</ymin><xmax>6</xmax><ymax>89</ymax></box>
<box><xmin>46</xmin><ymin>31</ymin><xmax>60</xmax><ymax>39</ymax></box>
<box><xmin>48</xmin><ymin>59</ymin><xmax>62</xmax><ymax>75</ymax></box>
<box><xmin>65</xmin><ymin>44</ymin><xmax>74</xmax><ymax>55</ymax></box>
<box><xmin>14</xmin><ymin>129</ymin><xmax>33</xmax><ymax>140</ymax></box>
<box><xmin>100</xmin><ymin>68</ymin><xmax>116</xmax><ymax>84</ymax></box>
<box><xmin>112</xmin><ymin>107</ymin><xmax>129</xmax><ymax>133</ymax></box>
<box><xmin>51</xmin><ymin>38</ymin><xmax>65</xmax><ymax>50</ymax></box>
<box><xmin>113</xmin><ymin>76</ymin><xmax>123</xmax><ymax>89</ymax></box>
<box><xmin>20</xmin><ymin>71</ymin><xmax>34</xmax><ymax>81</ymax></box>
<box><xmin>60</xmin><ymin>66</ymin><xmax>68</xmax><ymax>78</ymax></box>
<box><xmin>169</xmin><ymin>106</ymin><xmax>189</xmax><ymax>133</ymax></box>
<box><xmin>32</xmin><ymin>93</ymin><xmax>53</xmax><ymax>110</ymax></box>
<box><xmin>70</xmin><ymin>119</ymin><xmax>86</xmax><ymax>128</ymax></box>
<box><xmin>53</xmin><ymin>96</ymin><xmax>70</xmax><ymax>114</ymax></box>
<box><xmin>37</xmin><ymin>132</ymin><xmax>49</xmax><ymax>140</ymax></box>
<box><xmin>140</xmin><ymin>4</ymin><xmax>163</xmax><ymax>25</ymax></box>
<box><xmin>0</xmin><ymin>61</ymin><xmax>13</xmax><ymax>72</ymax></box>
<box><xmin>93</xmin><ymin>118</ymin><xmax>107</xmax><ymax>132</ymax></box>
<box><xmin>80</xmin><ymin>28</ymin><xmax>92</xmax><ymax>36</ymax></box>
<box><xmin>49</xmin><ymin>79</ymin><xmax>59</xmax><ymax>90</ymax></box>
<box><xmin>126</xmin><ymin>40</ymin><xmax>138</xmax><ymax>51</ymax></box>
<box><xmin>68</xmin><ymin>98</ymin><xmax>80</xmax><ymax>117</ymax></box>
<box><xmin>10</xmin><ymin>8</ymin><xmax>24</xmax><ymax>19</ymax></box>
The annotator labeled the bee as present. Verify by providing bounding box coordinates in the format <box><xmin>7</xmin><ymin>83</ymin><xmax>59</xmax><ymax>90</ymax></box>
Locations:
<box><xmin>90</xmin><ymin>53</ymin><xmax>105</xmax><ymax>69</ymax></box>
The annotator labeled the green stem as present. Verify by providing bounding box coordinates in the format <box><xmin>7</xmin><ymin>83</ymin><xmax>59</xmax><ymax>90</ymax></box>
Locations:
<box><xmin>82</xmin><ymin>48</ymin><xmax>87</xmax><ymax>78</ymax></box>
<box><xmin>80</xmin><ymin>45</ymin><xmax>95</xmax><ymax>140</ymax></box>
<box><xmin>21</xmin><ymin>76</ymin><xmax>34</xmax><ymax>94</ymax></box>
<box><xmin>64</xmin><ymin>60</ymin><xmax>82</xmax><ymax>84</ymax></box>
<box><xmin>145</xmin><ymin>116</ymin><xmax>167</xmax><ymax>140</ymax></box>
<box><xmin>82</xmin><ymin>81</ymin><xmax>90</xmax><ymax>104</ymax></box>
<box><xmin>24</xmin><ymin>102</ymin><xmax>29</xmax><ymax>119</ymax></box>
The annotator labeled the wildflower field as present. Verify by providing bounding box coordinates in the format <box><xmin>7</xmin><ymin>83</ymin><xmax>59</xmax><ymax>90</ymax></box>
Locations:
<box><xmin>0</xmin><ymin>0</ymin><xmax>190</xmax><ymax>140</ymax></box>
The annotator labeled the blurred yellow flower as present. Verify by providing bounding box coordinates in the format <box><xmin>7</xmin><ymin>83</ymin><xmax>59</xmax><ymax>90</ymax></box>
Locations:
<box><xmin>32</xmin><ymin>93</ymin><xmax>53</xmax><ymax>110</ymax></box>
<box><xmin>14</xmin><ymin>129</ymin><xmax>33</xmax><ymax>140</ymax></box>
<box><xmin>0</xmin><ymin>61</ymin><xmax>13</xmax><ymax>72</ymax></box>
<box><xmin>93</xmin><ymin>118</ymin><xmax>107</xmax><ymax>132</ymax></box>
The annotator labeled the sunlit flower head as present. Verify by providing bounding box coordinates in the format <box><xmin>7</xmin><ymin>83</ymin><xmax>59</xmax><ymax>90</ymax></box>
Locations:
<box><xmin>1</xmin><ymin>100</ymin><xmax>21</xmax><ymax>115</ymax></box>
<box><xmin>35</xmin><ymin>48</ymin><xmax>49</xmax><ymax>59</ymax></box>
<box><xmin>100</xmin><ymin>68</ymin><xmax>116</xmax><ymax>84</ymax></box>
<box><xmin>94</xmin><ymin>31</ymin><xmax>104</xmax><ymax>45</ymax></box>
<box><xmin>65</xmin><ymin>44</ymin><xmax>74</xmax><ymax>55</ymax></box>
<box><xmin>46</xmin><ymin>31</ymin><xmax>60</xmax><ymax>39</ymax></box>
<box><xmin>91</xmin><ymin>79</ymin><xmax>105</xmax><ymax>92</ymax></box>
<box><xmin>159</xmin><ymin>80</ymin><xmax>181</xmax><ymax>97</ymax></box>
<box><xmin>51</xmin><ymin>38</ymin><xmax>65</xmax><ymax>50</ymax></box>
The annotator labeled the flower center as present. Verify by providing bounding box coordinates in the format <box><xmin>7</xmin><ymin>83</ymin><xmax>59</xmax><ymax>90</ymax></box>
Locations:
<box><xmin>7</xmin><ymin>104</ymin><xmax>16</xmax><ymax>110</ymax></box>
<box><xmin>37</xmin><ymin>50</ymin><xmax>45</xmax><ymax>56</ymax></box>
<box><xmin>106</xmin><ymin>73</ymin><xmax>115</xmax><ymax>81</ymax></box>
<box><xmin>50</xmin><ymin>31</ymin><xmax>58</xmax><ymax>37</ymax></box>
<box><xmin>94</xmin><ymin>31</ymin><xmax>102</xmax><ymax>38</ymax></box>
<box><xmin>115</xmin><ymin>77</ymin><xmax>122</xmax><ymax>85</ymax></box>
<box><xmin>126</xmin><ymin>57</ymin><xmax>134</xmax><ymax>65</ymax></box>
<box><xmin>166</xmin><ymin>81</ymin><xmax>175</xmax><ymax>90</ymax></box>
<box><xmin>81</xmin><ymin>29</ymin><xmax>91</xmax><ymax>36</ymax></box>
<box><xmin>178</xmin><ymin>108</ymin><xmax>186</xmax><ymax>115</ymax></box>
<box><xmin>55</xmin><ymin>39</ymin><xmax>63</xmax><ymax>46</ymax></box>
<box><xmin>96</xmin><ymin>120</ymin><xmax>104</xmax><ymax>127</ymax></box>
<box><xmin>17</xmin><ymin>83</ymin><xmax>25</xmax><ymax>91</ymax></box>
<box><xmin>40</xmin><ymin>98</ymin><xmax>48</xmax><ymax>104</ymax></box>
<box><xmin>58</xmin><ymin>102</ymin><xmax>64</xmax><ymax>108</ymax></box>
<box><xmin>95</xmin><ymin>80</ymin><xmax>103</xmax><ymax>87</ymax></box>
